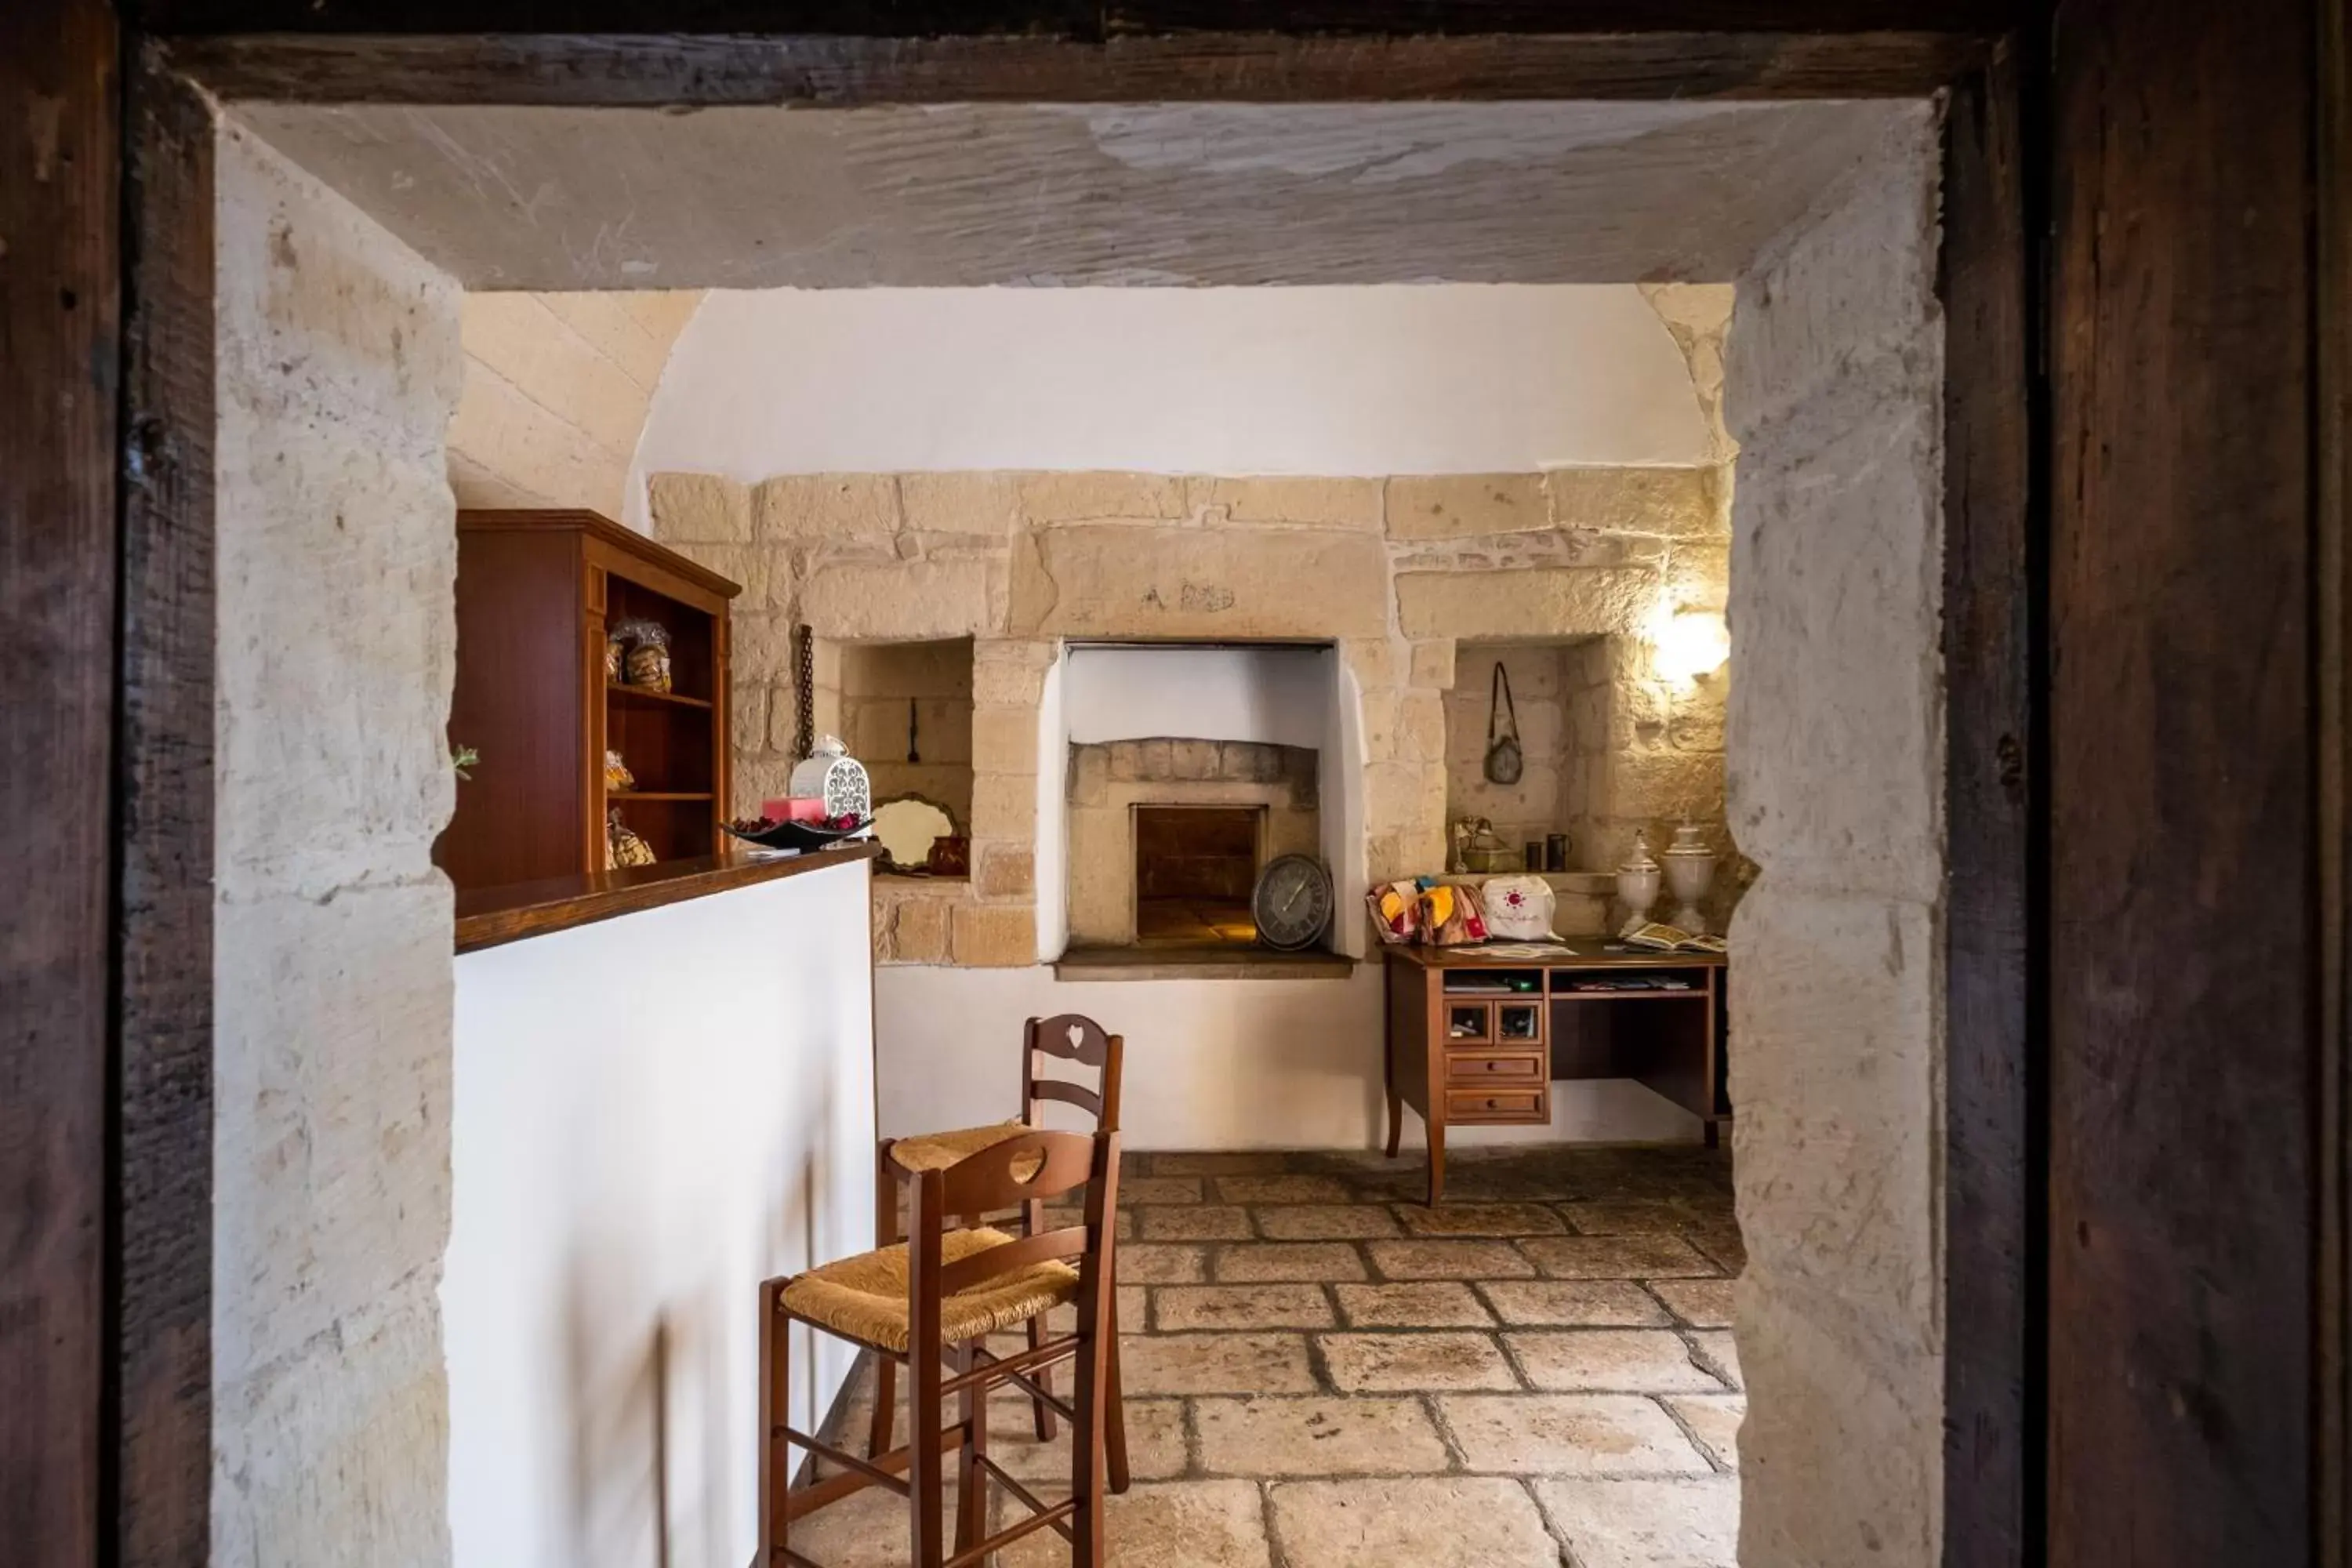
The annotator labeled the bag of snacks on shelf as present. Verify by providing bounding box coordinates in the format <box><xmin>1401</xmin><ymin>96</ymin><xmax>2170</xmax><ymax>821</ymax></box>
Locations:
<box><xmin>604</xmin><ymin>750</ymin><xmax>634</xmax><ymax>792</ymax></box>
<box><xmin>605</xmin><ymin>808</ymin><xmax>655</xmax><ymax>869</ymax></box>
<box><xmin>604</xmin><ymin>633</ymin><xmax>624</xmax><ymax>684</ymax></box>
<box><xmin>611</xmin><ymin>617</ymin><xmax>672</xmax><ymax>692</ymax></box>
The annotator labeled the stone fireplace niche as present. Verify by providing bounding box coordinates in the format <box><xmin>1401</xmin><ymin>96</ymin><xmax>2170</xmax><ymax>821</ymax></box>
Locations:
<box><xmin>1056</xmin><ymin>643</ymin><xmax>1349</xmax><ymax>968</ymax></box>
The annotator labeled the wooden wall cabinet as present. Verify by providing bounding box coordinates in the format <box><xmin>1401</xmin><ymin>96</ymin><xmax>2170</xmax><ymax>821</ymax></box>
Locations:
<box><xmin>434</xmin><ymin>510</ymin><xmax>739</xmax><ymax>893</ymax></box>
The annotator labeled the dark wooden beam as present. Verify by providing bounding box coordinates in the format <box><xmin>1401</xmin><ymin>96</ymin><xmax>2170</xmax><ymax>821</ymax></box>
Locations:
<box><xmin>159</xmin><ymin>28</ymin><xmax>1992</xmax><ymax>105</ymax></box>
<box><xmin>0</xmin><ymin>2</ymin><xmax>121</xmax><ymax>1565</ymax></box>
<box><xmin>112</xmin><ymin>45</ymin><xmax>216</xmax><ymax>1568</ymax></box>
<box><xmin>2047</xmin><ymin>0</ymin><xmax>2321</xmax><ymax>1560</ymax></box>
<box><xmin>1938</xmin><ymin>35</ymin><xmax>2038</xmax><ymax>1568</ymax></box>
<box><xmin>138</xmin><ymin>0</ymin><xmax>2026</xmax><ymax>37</ymax></box>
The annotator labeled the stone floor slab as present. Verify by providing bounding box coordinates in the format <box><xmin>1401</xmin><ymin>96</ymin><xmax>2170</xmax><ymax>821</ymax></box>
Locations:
<box><xmin>1254</xmin><ymin>1203</ymin><xmax>1402</xmax><ymax>1240</ymax></box>
<box><xmin>1334</xmin><ymin>1281</ymin><xmax>1496</xmax><ymax>1329</ymax></box>
<box><xmin>1366</xmin><ymin>1238</ymin><xmax>1537</xmax><ymax>1280</ymax></box>
<box><xmin>1151</xmin><ymin>1152</ymin><xmax>1293</xmax><ymax>1177</ymax></box>
<box><xmin>1518</xmin><ymin>1234</ymin><xmax>1722</xmax><ymax>1279</ymax></box>
<box><xmin>1139</xmin><ymin>1204</ymin><xmax>1257</xmax><ymax>1242</ymax></box>
<box><xmin>1116</xmin><ymin>1243</ymin><xmax>1208</xmax><ymax>1284</ymax></box>
<box><xmin>1155</xmin><ymin>1283</ymin><xmax>1337</xmax><ymax>1332</ymax></box>
<box><xmin>1212</xmin><ymin>1242</ymin><xmax>1369</xmax><ymax>1283</ymax></box>
<box><xmin>1661</xmin><ymin>1393</ymin><xmax>1744</xmax><ymax>1472</ymax></box>
<box><xmin>1268</xmin><ymin>1477</ymin><xmax>1558</xmax><ymax>1566</ymax></box>
<box><xmin>997</xmin><ymin>1479</ymin><xmax>1273</xmax><ymax>1568</ymax></box>
<box><xmin>1533</xmin><ymin>1476</ymin><xmax>1740</xmax><ymax>1568</ymax></box>
<box><xmin>1045</xmin><ymin>1284</ymin><xmax>1149</xmax><ymax>1334</ymax></box>
<box><xmin>1195</xmin><ymin>1395</ymin><xmax>1450</xmax><ymax>1476</ymax></box>
<box><xmin>1216</xmin><ymin>1174</ymin><xmax>1355</xmax><ymax>1204</ymax></box>
<box><xmin>1439</xmin><ymin>1392</ymin><xmax>1715</xmax><ymax>1477</ymax></box>
<box><xmin>1119</xmin><ymin>1332</ymin><xmax>1318</xmax><ymax>1396</ymax></box>
<box><xmin>1691</xmin><ymin>1330</ymin><xmax>1742</xmax><ymax>1389</ymax></box>
<box><xmin>1118</xmin><ymin>1176</ymin><xmax>1207</xmax><ymax>1205</ymax></box>
<box><xmin>1393</xmin><ymin>1201</ymin><xmax>1568</xmax><ymax>1236</ymax></box>
<box><xmin>1557</xmin><ymin>1199</ymin><xmax>1707</xmax><ymax>1236</ymax></box>
<box><xmin>1317</xmin><ymin>1331</ymin><xmax>1519</xmax><ymax>1392</ymax></box>
<box><xmin>1649</xmin><ymin>1278</ymin><xmax>1737</xmax><ymax>1328</ymax></box>
<box><xmin>1505</xmin><ymin>1330</ymin><xmax>1725</xmax><ymax>1393</ymax></box>
<box><xmin>1478</xmin><ymin>1279</ymin><xmax>1671</xmax><ymax>1327</ymax></box>
<box><xmin>982</xmin><ymin>1392</ymin><xmax>1191</xmax><ymax>1487</ymax></box>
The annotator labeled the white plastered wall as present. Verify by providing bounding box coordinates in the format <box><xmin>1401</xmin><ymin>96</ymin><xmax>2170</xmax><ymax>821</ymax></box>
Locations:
<box><xmin>212</xmin><ymin>121</ymin><xmax>463</xmax><ymax>1565</ymax></box>
<box><xmin>445</xmin><ymin>865</ymin><xmax>877</xmax><ymax>1568</ymax></box>
<box><xmin>1724</xmin><ymin>104</ymin><xmax>1947</xmax><ymax>1567</ymax></box>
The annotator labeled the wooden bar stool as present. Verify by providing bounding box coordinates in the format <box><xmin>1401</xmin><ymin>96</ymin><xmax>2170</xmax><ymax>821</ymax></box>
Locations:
<box><xmin>869</xmin><ymin>1015</ymin><xmax>1127</xmax><ymax>1488</ymax></box>
<box><xmin>758</xmin><ymin>1127</ymin><xmax>1123</xmax><ymax>1566</ymax></box>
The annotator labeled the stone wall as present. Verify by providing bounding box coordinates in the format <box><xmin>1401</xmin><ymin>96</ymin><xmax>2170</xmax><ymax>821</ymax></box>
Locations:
<box><xmin>1065</xmin><ymin>740</ymin><xmax>1319</xmax><ymax>945</ymax></box>
<box><xmin>213</xmin><ymin>122</ymin><xmax>463</xmax><ymax>1566</ymax></box>
<box><xmin>648</xmin><ymin>465</ymin><xmax>1735</xmax><ymax>964</ymax></box>
<box><xmin>447</xmin><ymin>290</ymin><xmax>700</xmax><ymax>517</ymax></box>
<box><xmin>1723</xmin><ymin>106</ymin><xmax>1945</xmax><ymax>1568</ymax></box>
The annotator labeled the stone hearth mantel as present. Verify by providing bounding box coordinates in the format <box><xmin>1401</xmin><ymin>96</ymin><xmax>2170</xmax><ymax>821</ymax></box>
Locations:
<box><xmin>1053</xmin><ymin>945</ymin><xmax>1356</xmax><ymax>982</ymax></box>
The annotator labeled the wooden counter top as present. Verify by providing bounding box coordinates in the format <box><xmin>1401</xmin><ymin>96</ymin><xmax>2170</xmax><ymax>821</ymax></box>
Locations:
<box><xmin>1381</xmin><ymin>937</ymin><xmax>1726</xmax><ymax>970</ymax></box>
<box><xmin>454</xmin><ymin>840</ymin><xmax>881</xmax><ymax>954</ymax></box>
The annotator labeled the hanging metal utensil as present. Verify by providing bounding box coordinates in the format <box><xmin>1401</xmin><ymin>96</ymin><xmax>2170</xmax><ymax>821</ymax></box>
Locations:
<box><xmin>907</xmin><ymin>698</ymin><xmax>920</xmax><ymax>763</ymax></box>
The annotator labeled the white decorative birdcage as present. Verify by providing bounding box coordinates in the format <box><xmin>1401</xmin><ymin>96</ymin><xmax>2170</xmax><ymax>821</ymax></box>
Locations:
<box><xmin>787</xmin><ymin>735</ymin><xmax>870</xmax><ymax>820</ymax></box>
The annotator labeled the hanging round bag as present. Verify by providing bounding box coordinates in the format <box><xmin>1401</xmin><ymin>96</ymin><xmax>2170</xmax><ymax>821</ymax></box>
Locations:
<box><xmin>1484</xmin><ymin>662</ymin><xmax>1524</xmax><ymax>786</ymax></box>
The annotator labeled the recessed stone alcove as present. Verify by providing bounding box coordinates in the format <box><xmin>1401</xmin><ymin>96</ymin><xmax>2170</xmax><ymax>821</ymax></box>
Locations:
<box><xmin>1067</xmin><ymin>738</ymin><xmax>1320</xmax><ymax>948</ymax></box>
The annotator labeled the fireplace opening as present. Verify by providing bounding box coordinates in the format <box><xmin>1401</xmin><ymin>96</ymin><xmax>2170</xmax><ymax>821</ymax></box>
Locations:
<box><xmin>1134</xmin><ymin>805</ymin><xmax>1262</xmax><ymax>946</ymax></box>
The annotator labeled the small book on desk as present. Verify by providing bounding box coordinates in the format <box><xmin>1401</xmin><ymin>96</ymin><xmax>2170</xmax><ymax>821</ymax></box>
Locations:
<box><xmin>1620</xmin><ymin>922</ymin><xmax>1729</xmax><ymax>955</ymax></box>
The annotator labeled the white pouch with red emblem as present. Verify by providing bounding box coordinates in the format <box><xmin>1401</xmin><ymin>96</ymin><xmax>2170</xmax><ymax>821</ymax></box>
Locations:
<box><xmin>1478</xmin><ymin>875</ymin><xmax>1556</xmax><ymax>940</ymax></box>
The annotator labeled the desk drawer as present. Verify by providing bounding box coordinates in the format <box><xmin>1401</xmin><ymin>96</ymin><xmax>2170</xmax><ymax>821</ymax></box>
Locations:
<box><xmin>1446</xmin><ymin>1087</ymin><xmax>1548</xmax><ymax>1123</ymax></box>
<box><xmin>1446</xmin><ymin>1051</ymin><xmax>1546</xmax><ymax>1086</ymax></box>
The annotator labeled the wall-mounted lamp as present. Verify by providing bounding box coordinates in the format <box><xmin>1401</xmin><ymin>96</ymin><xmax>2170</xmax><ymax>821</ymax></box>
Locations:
<box><xmin>1649</xmin><ymin>605</ymin><xmax>1730</xmax><ymax>684</ymax></box>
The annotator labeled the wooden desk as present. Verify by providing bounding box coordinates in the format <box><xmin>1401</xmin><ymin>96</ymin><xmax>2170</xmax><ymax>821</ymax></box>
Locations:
<box><xmin>1382</xmin><ymin>940</ymin><xmax>1730</xmax><ymax>1203</ymax></box>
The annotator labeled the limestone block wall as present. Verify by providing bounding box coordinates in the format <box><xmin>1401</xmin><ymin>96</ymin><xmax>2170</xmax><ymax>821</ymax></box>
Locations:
<box><xmin>213</xmin><ymin>122</ymin><xmax>464</xmax><ymax>1566</ymax></box>
<box><xmin>447</xmin><ymin>290</ymin><xmax>700</xmax><ymax>517</ymax></box>
<box><xmin>1722</xmin><ymin>106</ymin><xmax>1945</xmax><ymax>1568</ymax></box>
<box><xmin>649</xmin><ymin>464</ymin><xmax>1734</xmax><ymax>966</ymax></box>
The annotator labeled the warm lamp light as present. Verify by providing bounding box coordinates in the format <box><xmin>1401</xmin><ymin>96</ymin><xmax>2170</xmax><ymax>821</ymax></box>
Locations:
<box><xmin>1650</xmin><ymin>606</ymin><xmax>1730</xmax><ymax>684</ymax></box>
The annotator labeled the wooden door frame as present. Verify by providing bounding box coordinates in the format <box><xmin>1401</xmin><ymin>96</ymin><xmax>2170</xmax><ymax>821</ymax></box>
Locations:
<box><xmin>16</xmin><ymin>5</ymin><xmax>2069</xmax><ymax>1565</ymax></box>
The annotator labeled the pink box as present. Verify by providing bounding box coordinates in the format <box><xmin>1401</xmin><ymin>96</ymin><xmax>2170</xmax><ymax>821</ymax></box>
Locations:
<box><xmin>762</xmin><ymin>797</ymin><xmax>829</xmax><ymax>824</ymax></box>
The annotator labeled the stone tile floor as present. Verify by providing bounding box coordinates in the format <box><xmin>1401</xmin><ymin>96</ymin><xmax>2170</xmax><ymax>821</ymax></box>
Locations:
<box><xmin>796</xmin><ymin>1143</ymin><xmax>1741</xmax><ymax>1568</ymax></box>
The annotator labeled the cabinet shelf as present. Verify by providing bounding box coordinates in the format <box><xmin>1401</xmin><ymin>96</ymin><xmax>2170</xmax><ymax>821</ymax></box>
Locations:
<box><xmin>435</xmin><ymin>507</ymin><xmax>740</xmax><ymax>895</ymax></box>
<box><xmin>607</xmin><ymin>682</ymin><xmax>712</xmax><ymax>710</ymax></box>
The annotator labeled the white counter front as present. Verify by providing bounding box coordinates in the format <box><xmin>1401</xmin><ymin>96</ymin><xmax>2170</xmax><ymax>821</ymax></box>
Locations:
<box><xmin>445</xmin><ymin>855</ymin><xmax>875</xmax><ymax>1568</ymax></box>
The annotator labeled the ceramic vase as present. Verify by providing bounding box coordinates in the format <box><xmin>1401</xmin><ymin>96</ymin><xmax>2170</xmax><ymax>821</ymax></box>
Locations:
<box><xmin>1615</xmin><ymin>829</ymin><xmax>1663</xmax><ymax>938</ymax></box>
<box><xmin>1663</xmin><ymin>820</ymin><xmax>1718</xmax><ymax>934</ymax></box>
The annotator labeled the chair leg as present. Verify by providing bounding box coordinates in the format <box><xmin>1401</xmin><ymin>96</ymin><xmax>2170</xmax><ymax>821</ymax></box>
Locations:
<box><xmin>758</xmin><ymin>1282</ymin><xmax>791</xmax><ymax>1566</ymax></box>
<box><xmin>870</xmin><ymin>1143</ymin><xmax>900</xmax><ymax>1459</ymax></box>
<box><xmin>1024</xmin><ymin>1314</ymin><xmax>1058</xmax><ymax>1441</ymax></box>
<box><xmin>909</xmin><ymin>1343</ymin><xmax>946</xmax><ymax>1567</ymax></box>
<box><xmin>1071</xmin><ymin>1321</ymin><xmax>1105</xmax><ymax>1568</ymax></box>
<box><xmin>1104</xmin><ymin>1292</ymin><xmax>1131</xmax><ymax>1496</ymax></box>
<box><xmin>953</xmin><ymin>1341</ymin><xmax>986</xmax><ymax>1555</ymax></box>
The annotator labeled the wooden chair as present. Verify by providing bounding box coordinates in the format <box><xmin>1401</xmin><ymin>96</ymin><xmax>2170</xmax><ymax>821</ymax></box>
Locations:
<box><xmin>869</xmin><ymin>1014</ymin><xmax>1127</xmax><ymax>1483</ymax></box>
<box><xmin>758</xmin><ymin>1127</ymin><xmax>1123</xmax><ymax>1566</ymax></box>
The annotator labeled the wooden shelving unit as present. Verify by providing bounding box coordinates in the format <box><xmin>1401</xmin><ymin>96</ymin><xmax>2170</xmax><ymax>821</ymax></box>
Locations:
<box><xmin>434</xmin><ymin>509</ymin><xmax>740</xmax><ymax>895</ymax></box>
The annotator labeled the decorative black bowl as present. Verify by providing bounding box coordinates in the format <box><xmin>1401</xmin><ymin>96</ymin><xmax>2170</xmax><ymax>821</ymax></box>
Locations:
<box><xmin>724</xmin><ymin>816</ymin><xmax>872</xmax><ymax>852</ymax></box>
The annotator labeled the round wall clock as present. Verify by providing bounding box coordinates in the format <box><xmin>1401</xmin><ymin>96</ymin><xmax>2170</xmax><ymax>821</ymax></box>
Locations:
<box><xmin>1252</xmin><ymin>854</ymin><xmax>1334</xmax><ymax>952</ymax></box>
